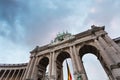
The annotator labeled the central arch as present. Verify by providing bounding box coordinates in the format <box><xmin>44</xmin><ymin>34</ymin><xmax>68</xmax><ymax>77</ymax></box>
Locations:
<box><xmin>56</xmin><ymin>51</ymin><xmax>72</xmax><ymax>80</ymax></box>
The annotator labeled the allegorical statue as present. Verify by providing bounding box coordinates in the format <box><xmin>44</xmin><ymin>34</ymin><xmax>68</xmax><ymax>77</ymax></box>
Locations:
<box><xmin>51</xmin><ymin>31</ymin><xmax>72</xmax><ymax>43</ymax></box>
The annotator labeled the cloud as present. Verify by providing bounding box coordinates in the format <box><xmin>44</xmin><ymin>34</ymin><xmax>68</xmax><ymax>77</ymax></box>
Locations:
<box><xmin>1</xmin><ymin>0</ymin><xmax>120</xmax><ymax>48</ymax></box>
<box><xmin>84</xmin><ymin>0</ymin><xmax>120</xmax><ymax>38</ymax></box>
<box><xmin>0</xmin><ymin>0</ymin><xmax>93</xmax><ymax>63</ymax></box>
<box><xmin>0</xmin><ymin>36</ymin><xmax>29</xmax><ymax>63</ymax></box>
<box><xmin>19</xmin><ymin>0</ymin><xmax>93</xmax><ymax>46</ymax></box>
<box><xmin>109</xmin><ymin>16</ymin><xmax>120</xmax><ymax>38</ymax></box>
<box><xmin>0</xmin><ymin>0</ymin><xmax>120</xmax><ymax>79</ymax></box>
<box><xmin>0</xmin><ymin>0</ymin><xmax>28</xmax><ymax>44</ymax></box>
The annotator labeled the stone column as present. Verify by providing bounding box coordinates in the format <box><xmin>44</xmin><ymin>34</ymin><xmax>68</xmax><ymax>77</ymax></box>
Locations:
<box><xmin>99</xmin><ymin>36</ymin><xmax>120</xmax><ymax>63</ymax></box>
<box><xmin>94</xmin><ymin>39</ymin><xmax>114</xmax><ymax>67</ymax></box>
<box><xmin>51</xmin><ymin>51</ymin><xmax>56</xmax><ymax>80</ymax></box>
<box><xmin>15</xmin><ymin>69</ymin><xmax>21</xmax><ymax>80</ymax></box>
<box><xmin>5</xmin><ymin>70</ymin><xmax>11</xmax><ymax>80</ymax></box>
<box><xmin>104</xmin><ymin>34</ymin><xmax>120</xmax><ymax>53</ymax></box>
<box><xmin>73</xmin><ymin>45</ymin><xmax>79</xmax><ymax>71</ymax></box>
<box><xmin>69</xmin><ymin>46</ymin><xmax>78</xmax><ymax>80</ymax></box>
<box><xmin>48</xmin><ymin>52</ymin><xmax>52</xmax><ymax>79</ymax></box>
<box><xmin>10</xmin><ymin>70</ymin><xmax>16</xmax><ymax>80</ymax></box>
<box><xmin>73</xmin><ymin>45</ymin><xmax>88</xmax><ymax>80</ymax></box>
<box><xmin>25</xmin><ymin>56</ymin><xmax>36</xmax><ymax>79</ymax></box>
<box><xmin>0</xmin><ymin>70</ymin><xmax>6</xmax><ymax>80</ymax></box>
<box><xmin>22</xmin><ymin>58</ymin><xmax>32</xmax><ymax>80</ymax></box>
<box><xmin>30</xmin><ymin>57</ymin><xmax>39</xmax><ymax>79</ymax></box>
<box><xmin>0</xmin><ymin>69</ymin><xmax>1</xmax><ymax>77</ymax></box>
<box><xmin>104</xmin><ymin>35</ymin><xmax>120</xmax><ymax>61</ymax></box>
<box><xmin>20</xmin><ymin>69</ymin><xmax>26</xmax><ymax>80</ymax></box>
<box><xmin>94</xmin><ymin>39</ymin><xmax>120</xmax><ymax>80</ymax></box>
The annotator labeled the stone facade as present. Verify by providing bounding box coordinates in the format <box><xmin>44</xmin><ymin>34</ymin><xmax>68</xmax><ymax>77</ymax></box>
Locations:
<box><xmin>0</xmin><ymin>25</ymin><xmax>120</xmax><ymax>80</ymax></box>
<box><xmin>0</xmin><ymin>63</ymin><xmax>27</xmax><ymax>80</ymax></box>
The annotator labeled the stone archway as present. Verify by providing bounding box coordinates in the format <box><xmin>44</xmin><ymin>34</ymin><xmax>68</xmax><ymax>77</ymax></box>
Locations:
<box><xmin>56</xmin><ymin>51</ymin><xmax>71</xmax><ymax>80</ymax></box>
<box><xmin>37</xmin><ymin>57</ymin><xmax>49</xmax><ymax>80</ymax></box>
<box><xmin>79</xmin><ymin>45</ymin><xmax>113</xmax><ymax>80</ymax></box>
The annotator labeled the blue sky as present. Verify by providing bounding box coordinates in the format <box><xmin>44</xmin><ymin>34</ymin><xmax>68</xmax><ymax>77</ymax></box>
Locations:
<box><xmin>0</xmin><ymin>0</ymin><xmax>120</xmax><ymax>80</ymax></box>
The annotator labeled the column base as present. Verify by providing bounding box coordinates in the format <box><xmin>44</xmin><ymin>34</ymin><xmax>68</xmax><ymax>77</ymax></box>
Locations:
<box><xmin>49</xmin><ymin>75</ymin><xmax>56</xmax><ymax>80</ymax></box>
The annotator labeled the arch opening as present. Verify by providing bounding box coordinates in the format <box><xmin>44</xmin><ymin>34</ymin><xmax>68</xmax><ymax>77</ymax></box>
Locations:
<box><xmin>79</xmin><ymin>45</ymin><xmax>109</xmax><ymax>80</ymax></box>
<box><xmin>82</xmin><ymin>54</ymin><xmax>108</xmax><ymax>80</ymax></box>
<box><xmin>63</xmin><ymin>58</ymin><xmax>74</xmax><ymax>80</ymax></box>
<box><xmin>56</xmin><ymin>51</ymin><xmax>73</xmax><ymax>80</ymax></box>
<box><xmin>37</xmin><ymin>57</ymin><xmax>49</xmax><ymax>80</ymax></box>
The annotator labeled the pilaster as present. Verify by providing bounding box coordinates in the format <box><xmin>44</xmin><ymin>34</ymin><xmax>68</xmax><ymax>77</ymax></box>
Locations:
<box><xmin>20</xmin><ymin>69</ymin><xmax>26</xmax><ymax>80</ymax></box>
<box><xmin>25</xmin><ymin>56</ymin><xmax>36</xmax><ymax>79</ymax></box>
<box><xmin>94</xmin><ymin>38</ymin><xmax>120</xmax><ymax>80</ymax></box>
<box><xmin>105</xmin><ymin>34</ymin><xmax>120</xmax><ymax>53</ymax></box>
<box><xmin>0</xmin><ymin>70</ymin><xmax>6</xmax><ymax>80</ymax></box>
<box><xmin>22</xmin><ymin>58</ymin><xmax>32</xmax><ymax>80</ymax></box>
<box><xmin>99</xmin><ymin>36</ymin><xmax>120</xmax><ymax>64</ymax></box>
<box><xmin>5</xmin><ymin>70</ymin><xmax>11</xmax><ymax>80</ymax></box>
<box><xmin>73</xmin><ymin>45</ymin><xmax>88</xmax><ymax>80</ymax></box>
<box><xmin>15</xmin><ymin>69</ymin><xmax>20</xmax><ymax>80</ymax></box>
<box><xmin>69</xmin><ymin>46</ymin><xmax>78</xmax><ymax>80</ymax></box>
<box><xmin>30</xmin><ymin>56</ymin><xmax>39</xmax><ymax>79</ymax></box>
<box><xmin>48</xmin><ymin>52</ymin><xmax>52</xmax><ymax>80</ymax></box>
<box><xmin>9</xmin><ymin>70</ymin><xmax>16</xmax><ymax>80</ymax></box>
<box><xmin>51</xmin><ymin>51</ymin><xmax>56</xmax><ymax>80</ymax></box>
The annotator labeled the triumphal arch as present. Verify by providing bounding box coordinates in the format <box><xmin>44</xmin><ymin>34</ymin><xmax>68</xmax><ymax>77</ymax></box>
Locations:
<box><xmin>0</xmin><ymin>25</ymin><xmax>120</xmax><ymax>80</ymax></box>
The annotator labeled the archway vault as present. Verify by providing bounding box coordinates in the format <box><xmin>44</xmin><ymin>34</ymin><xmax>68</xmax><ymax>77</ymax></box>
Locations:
<box><xmin>79</xmin><ymin>44</ymin><xmax>99</xmax><ymax>58</ymax></box>
<box><xmin>57</xmin><ymin>51</ymin><xmax>71</xmax><ymax>64</ymax></box>
<box><xmin>38</xmin><ymin>57</ymin><xmax>49</xmax><ymax>68</ymax></box>
<box><xmin>37</xmin><ymin>57</ymin><xmax>49</xmax><ymax>80</ymax></box>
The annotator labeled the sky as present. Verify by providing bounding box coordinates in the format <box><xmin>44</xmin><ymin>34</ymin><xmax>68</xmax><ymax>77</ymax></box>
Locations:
<box><xmin>0</xmin><ymin>0</ymin><xmax>120</xmax><ymax>80</ymax></box>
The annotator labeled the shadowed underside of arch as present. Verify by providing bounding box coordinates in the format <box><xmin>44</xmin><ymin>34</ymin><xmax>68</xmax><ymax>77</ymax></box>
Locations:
<box><xmin>37</xmin><ymin>57</ymin><xmax>49</xmax><ymax>80</ymax></box>
<box><xmin>57</xmin><ymin>51</ymin><xmax>71</xmax><ymax>64</ymax></box>
<box><xmin>79</xmin><ymin>45</ymin><xmax>99</xmax><ymax>58</ymax></box>
<box><xmin>39</xmin><ymin>57</ymin><xmax>49</xmax><ymax>68</ymax></box>
<box><xmin>56</xmin><ymin>51</ymin><xmax>72</xmax><ymax>80</ymax></box>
